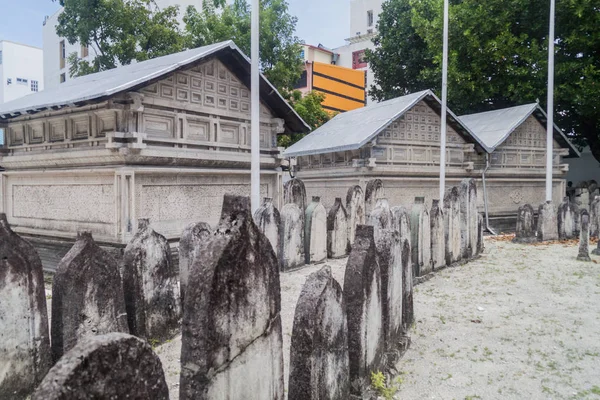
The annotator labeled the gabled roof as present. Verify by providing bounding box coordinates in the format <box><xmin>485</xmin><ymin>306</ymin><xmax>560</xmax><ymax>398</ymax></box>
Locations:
<box><xmin>459</xmin><ymin>103</ymin><xmax>579</xmax><ymax>157</ymax></box>
<box><xmin>0</xmin><ymin>40</ymin><xmax>309</xmax><ymax>134</ymax></box>
<box><xmin>283</xmin><ymin>90</ymin><xmax>487</xmax><ymax>157</ymax></box>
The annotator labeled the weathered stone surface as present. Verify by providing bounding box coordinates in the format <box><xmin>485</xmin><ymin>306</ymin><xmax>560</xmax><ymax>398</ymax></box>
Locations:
<box><xmin>280</xmin><ymin>203</ymin><xmax>305</xmax><ymax>271</ymax></box>
<box><xmin>444</xmin><ymin>187</ymin><xmax>462</xmax><ymax>265</ymax></box>
<box><xmin>365</xmin><ymin>179</ymin><xmax>384</xmax><ymax>216</ymax></box>
<box><xmin>558</xmin><ymin>197</ymin><xmax>577</xmax><ymax>240</ymax></box>
<box><xmin>305</xmin><ymin>196</ymin><xmax>327</xmax><ymax>264</ymax></box>
<box><xmin>284</xmin><ymin>178</ymin><xmax>307</xmax><ymax>213</ymax></box>
<box><xmin>122</xmin><ymin>219</ymin><xmax>180</xmax><ymax>342</ymax></box>
<box><xmin>51</xmin><ymin>231</ymin><xmax>128</xmax><ymax>361</ymax></box>
<box><xmin>577</xmin><ymin>210</ymin><xmax>592</xmax><ymax>262</ymax></box>
<box><xmin>401</xmin><ymin>238</ymin><xmax>413</xmax><ymax>331</ymax></box>
<box><xmin>460</xmin><ymin>179</ymin><xmax>478</xmax><ymax>259</ymax></box>
<box><xmin>391</xmin><ymin>206</ymin><xmax>412</xmax><ymax>253</ymax></box>
<box><xmin>288</xmin><ymin>266</ymin><xmax>349</xmax><ymax>400</ymax></box>
<box><xmin>468</xmin><ymin>179</ymin><xmax>478</xmax><ymax>258</ymax></box>
<box><xmin>430</xmin><ymin>200</ymin><xmax>445</xmax><ymax>270</ymax></box>
<box><xmin>368</xmin><ymin>198</ymin><xmax>392</xmax><ymax>242</ymax></box>
<box><xmin>536</xmin><ymin>201</ymin><xmax>558</xmax><ymax>242</ymax></box>
<box><xmin>327</xmin><ymin>198</ymin><xmax>349</xmax><ymax>259</ymax></box>
<box><xmin>33</xmin><ymin>333</ymin><xmax>168</xmax><ymax>400</ymax></box>
<box><xmin>179</xmin><ymin>221</ymin><xmax>212</xmax><ymax>304</ymax></box>
<box><xmin>346</xmin><ymin>185</ymin><xmax>366</xmax><ymax>248</ymax></box>
<box><xmin>513</xmin><ymin>204</ymin><xmax>537</xmax><ymax>243</ymax></box>
<box><xmin>590</xmin><ymin>196</ymin><xmax>600</xmax><ymax>238</ymax></box>
<box><xmin>343</xmin><ymin>225</ymin><xmax>384</xmax><ymax>394</ymax></box>
<box><xmin>575</xmin><ymin>188</ymin><xmax>590</xmax><ymax>211</ymax></box>
<box><xmin>180</xmin><ymin>195</ymin><xmax>284</xmax><ymax>400</ymax></box>
<box><xmin>0</xmin><ymin>214</ymin><xmax>51</xmax><ymax>399</ymax></box>
<box><xmin>254</xmin><ymin>197</ymin><xmax>281</xmax><ymax>259</ymax></box>
<box><xmin>410</xmin><ymin>198</ymin><xmax>432</xmax><ymax>276</ymax></box>
<box><xmin>374</xmin><ymin>229</ymin><xmax>403</xmax><ymax>351</ymax></box>
<box><xmin>477</xmin><ymin>213</ymin><xmax>485</xmax><ymax>255</ymax></box>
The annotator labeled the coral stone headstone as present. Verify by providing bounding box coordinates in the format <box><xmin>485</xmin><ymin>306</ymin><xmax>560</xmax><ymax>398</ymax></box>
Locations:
<box><xmin>368</xmin><ymin>198</ymin><xmax>392</xmax><ymax>242</ymax></box>
<box><xmin>430</xmin><ymin>200</ymin><xmax>445</xmax><ymax>270</ymax></box>
<box><xmin>305</xmin><ymin>196</ymin><xmax>327</xmax><ymax>264</ymax></box>
<box><xmin>391</xmin><ymin>206</ymin><xmax>412</xmax><ymax>253</ymax></box>
<box><xmin>477</xmin><ymin>214</ymin><xmax>485</xmax><ymax>255</ymax></box>
<box><xmin>444</xmin><ymin>187</ymin><xmax>461</xmax><ymax>265</ymax></box>
<box><xmin>537</xmin><ymin>201</ymin><xmax>558</xmax><ymax>241</ymax></box>
<box><xmin>122</xmin><ymin>219</ymin><xmax>180</xmax><ymax>342</ymax></box>
<box><xmin>468</xmin><ymin>179</ymin><xmax>478</xmax><ymax>257</ymax></box>
<box><xmin>590</xmin><ymin>196</ymin><xmax>600</xmax><ymax>238</ymax></box>
<box><xmin>365</xmin><ymin>179</ymin><xmax>384</xmax><ymax>216</ymax></box>
<box><xmin>51</xmin><ymin>231</ymin><xmax>128</xmax><ymax>361</ymax></box>
<box><xmin>180</xmin><ymin>195</ymin><xmax>284</xmax><ymax>400</ymax></box>
<box><xmin>401</xmin><ymin>238</ymin><xmax>413</xmax><ymax>331</ymax></box>
<box><xmin>459</xmin><ymin>179</ymin><xmax>472</xmax><ymax>259</ymax></box>
<box><xmin>577</xmin><ymin>210</ymin><xmax>592</xmax><ymax>262</ymax></box>
<box><xmin>558</xmin><ymin>197</ymin><xmax>577</xmax><ymax>240</ymax></box>
<box><xmin>254</xmin><ymin>197</ymin><xmax>281</xmax><ymax>259</ymax></box>
<box><xmin>0</xmin><ymin>214</ymin><xmax>51</xmax><ymax>399</ymax></box>
<box><xmin>327</xmin><ymin>198</ymin><xmax>349</xmax><ymax>258</ymax></box>
<box><xmin>32</xmin><ymin>333</ymin><xmax>168</xmax><ymax>400</ymax></box>
<box><xmin>288</xmin><ymin>266</ymin><xmax>350</xmax><ymax>400</ymax></box>
<box><xmin>284</xmin><ymin>178</ymin><xmax>307</xmax><ymax>213</ymax></box>
<box><xmin>179</xmin><ymin>221</ymin><xmax>212</xmax><ymax>304</ymax></box>
<box><xmin>513</xmin><ymin>204</ymin><xmax>537</xmax><ymax>243</ymax></box>
<box><xmin>346</xmin><ymin>185</ymin><xmax>366</xmax><ymax>248</ymax></box>
<box><xmin>280</xmin><ymin>203</ymin><xmax>305</xmax><ymax>270</ymax></box>
<box><xmin>343</xmin><ymin>225</ymin><xmax>384</xmax><ymax>395</ymax></box>
<box><xmin>410</xmin><ymin>198</ymin><xmax>432</xmax><ymax>276</ymax></box>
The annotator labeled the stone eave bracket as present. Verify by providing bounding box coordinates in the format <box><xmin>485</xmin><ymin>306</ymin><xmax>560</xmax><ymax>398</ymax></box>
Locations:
<box><xmin>106</xmin><ymin>131</ymin><xmax>147</xmax><ymax>153</ymax></box>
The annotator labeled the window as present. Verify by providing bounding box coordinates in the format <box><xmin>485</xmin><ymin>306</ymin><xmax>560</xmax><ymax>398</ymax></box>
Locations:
<box><xmin>294</xmin><ymin>70</ymin><xmax>308</xmax><ymax>89</ymax></box>
<box><xmin>81</xmin><ymin>45</ymin><xmax>89</xmax><ymax>58</ymax></box>
<box><xmin>367</xmin><ymin>10</ymin><xmax>374</xmax><ymax>27</ymax></box>
<box><xmin>60</xmin><ymin>73</ymin><xmax>66</xmax><ymax>83</ymax></box>
<box><xmin>60</xmin><ymin>40</ymin><xmax>66</xmax><ymax>69</ymax></box>
<box><xmin>299</xmin><ymin>49</ymin><xmax>305</xmax><ymax>59</ymax></box>
<box><xmin>352</xmin><ymin>50</ymin><xmax>367</xmax><ymax>69</ymax></box>
<box><xmin>16</xmin><ymin>78</ymin><xmax>28</xmax><ymax>85</ymax></box>
<box><xmin>31</xmin><ymin>80</ymin><xmax>39</xmax><ymax>92</ymax></box>
<box><xmin>6</xmin><ymin>78</ymin><xmax>11</xmax><ymax>85</ymax></box>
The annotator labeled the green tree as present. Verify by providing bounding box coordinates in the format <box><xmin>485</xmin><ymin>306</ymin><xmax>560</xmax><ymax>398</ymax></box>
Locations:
<box><xmin>278</xmin><ymin>91</ymin><xmax>332</xmax><ymax>147</ymax></box>
<box><xmin>368</xmin><ymin>0</ymin><xmax>600</xmax><ymax>160</ymax></box>
<box><xmin>184</xmin><ymin>0</ymin><xmax>303</xmax><ymax>93</ymax></box>
<box><xmin>56</xmin><ymin>0</ymin><xmax>185</xmax><ymax>76</ymax></box>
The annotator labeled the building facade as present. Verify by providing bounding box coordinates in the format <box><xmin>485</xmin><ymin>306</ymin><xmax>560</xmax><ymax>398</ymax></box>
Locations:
<box><xmin>0</xmin><ymin>41</ymin><xmax>44</xmax><ymax>104</ymax></box>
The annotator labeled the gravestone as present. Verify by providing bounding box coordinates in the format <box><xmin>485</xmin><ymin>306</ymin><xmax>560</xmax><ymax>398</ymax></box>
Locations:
<box><xmin>327</xmin><ymin>198</ymin><xmax>349</xmax><ymax>259</ymax></box>
<box><xmin>288</xmin><ymin>266</ymin><xmax>350</xmax><ymax>400</ymax></box>
<box><xmin>468</xmin><ymin>179</ymin><xmax>478</xmax><ymax>258</ymax></box>
<box><xmin>0</xmin><ymin>214</ymin><xmax>51</xmax><ymax>399</ymax></box>
<box><xmin>537</xmin><ymin>201</ymin><xmax>558</xmax><ymax>241</ymax></box>
<box><xmin>401</xmin><ymin>238</ymin><xmax>413</xmax><ymax>331</ymax></box>
<box><xmin>365</xmin><ymin>179</ymin><xmax>384</xmax><ymax>216</ymax></box>
<box><xmin>280</xmin><ymin>203</ymin><xmax>305</xmax><ymax>270</ymax></box>
<box><xmin>343</xmin><ymin>225</ymin><xmax>384</xmax><ymax>394</ymax></box>
<box><xmin>305</xmin><ymin>196</ymin><xmax>327</xmax><ymax>264</ymax></box>
<box><xmin>513</xmin><ymin>204</ymin><xmax>537</xmax><ymax>243</ymax></box>
<box><xmin>51</xmin><ymin>231</ymin><xmax>128</xmax><ymax>361</ymax></box>
<box><xmin>558</xmin><ymin>197</ymin><xmax>577</xmax><ymax>240</ymax></box>
<box><xmin>284</xmin><ymin>178</ymin><xmax>307</xmax><ymax>213</ymax></box>
<box><xmin>179</xmin><ymin>222</ymin><xmax>212</xmax><ymax>304</ymax></box>
<box><xmin>374</xmin><ymin>229</ymin><xmax>403</xmax><ymax>352</ymax></box>
<box><xmin>575</xmin><ymin>187</ymin><xmax>590</xmax><ymax>211</ymax></box>
<box><xmin>590</xmin><ymin>196</ymin><xmax>600</xmax><ymax>238</ymax></box>
<box><xmin>391</xmin><ymin>206</ymin><xmax>412</xmax><ymax>253</ymax></box>
<box><xmin>346</xmin><ymin>185</ymin><xmax>366</xmax><ymax>248</ymax></box>
<box><xmin>122</xmin><ymin>219</ymin><xmax>180</xmax><ymax>342</ymax></box>
<box><xmin>180</xmin><ymin>195</ymin><xmax>284</xmax><ymax>400</ymax></box>
<box><xmin>430</xmin><ymin>200</ymin><xmax>445</xmax><ymax>270</ymax></box>
<box><xmin>459</xmin><ymin>179</ymin><xmax>472</xmax><ymax>259</ymax></box>
<box><xmin>444</xmin><ymin>187</ymin><xmax>461</xmax><ymax>265</ymax></box>
<box><xmin>410</xmin><ymin>198</ymin><xmax>432</xmax><ymax>276</ymax></box>
<box><xmin>477</xmin><ymin>214</ymin><xmax>485</xmax><ymax>255</ymax></box>
<box><xmin>32</xmin><ymin>333</ymin><xmax>168</xmax><ymax>400</ymax></box>
<box><xmin>368</xmin><ymin>198</ymin><xmax>392</xmax><ymax>242</ymax></box>
<box><xmin>577</xmin><ymin>210</ymin><xmax>592</xmax><ymax>262</ymax></box>
<box><xmin>254</xmin><ymin>197</ymin><xmax>281</xmax><ymax>259</ymax></box>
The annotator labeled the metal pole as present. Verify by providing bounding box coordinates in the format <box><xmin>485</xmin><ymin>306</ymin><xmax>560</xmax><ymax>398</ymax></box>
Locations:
<box><xmin>251</xmin><ymin>0</ymin><xmax>260</xmax><ymax>213</ymax></box>
<box><xmin>439</xmin><ymin>0</ymin><xmax>449</xmax><ymax>205</ymax></box>
<box><xmin>545</xmin><ymin>0</ymin><xmax>555</xmax><ymax>202</ymax></box>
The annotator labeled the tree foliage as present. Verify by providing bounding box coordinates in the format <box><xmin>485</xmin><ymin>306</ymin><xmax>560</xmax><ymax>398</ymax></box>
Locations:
<box><xmin>278</xmin><ymin>91</ymin><xmax>333</xmax><ymax>147</ymax></box>
<box><xmin>368</xmin><ymin>0</ymin><xmax>600</xmax><ymax>160</ymax></box>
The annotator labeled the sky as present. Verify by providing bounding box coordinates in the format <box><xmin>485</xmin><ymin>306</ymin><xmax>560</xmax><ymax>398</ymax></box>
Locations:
<box><xmin>0</xmin><ymin>0</ymin><xmax>351</xmax><ymax>50</ymax></box>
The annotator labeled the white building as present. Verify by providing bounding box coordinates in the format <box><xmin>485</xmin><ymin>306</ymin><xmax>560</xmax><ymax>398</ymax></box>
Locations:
<box><xmin>334</xmin><ymin>0</ymin><xmax>383</xmax><ymax>104</ymax></box>
<box><xmin>0</xmin><ymin>41</ymin><xmax>44</xmax><ymax>104</ymax></box>
<box><xmin>42</xmin><ymin>0</ymin><xmax>197</xmax><ymax>90</ymax></box>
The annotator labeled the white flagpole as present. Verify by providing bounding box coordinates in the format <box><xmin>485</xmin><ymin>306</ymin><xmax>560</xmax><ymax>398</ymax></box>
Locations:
<box><xmin>439</xmin><ymin>0</ymin><xmax>449</xmax><ymax>204</ymax></box>
<box><xmin>545</xmin><ymin>0</ymin><xmax>555</xmax><ymax>202</ymax></box>
<box><xmin>251</xmin><ymin>0</ymin><xmax>260</xmax><ymax>213</ymax></box>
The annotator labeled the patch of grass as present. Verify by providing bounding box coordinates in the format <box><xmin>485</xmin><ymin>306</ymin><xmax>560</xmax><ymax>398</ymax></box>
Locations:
<box><xmin>46</xmin><ymin>294</ymin><xmax>52</xmax><ymax>300</ymax></box>
<box><xmin>465</xmin><ymin>395</ymin><xmax>482</xmax><ymax>400</ymax></box>
<box><xmin>371</xmin><ymin>371</ymin><xmax>401</xmax><ymax>400</ymax></box>
<box><xmin>148</xmin><ymin>338</ymin><xmax>160</xmax><ymax>349</ymax></box>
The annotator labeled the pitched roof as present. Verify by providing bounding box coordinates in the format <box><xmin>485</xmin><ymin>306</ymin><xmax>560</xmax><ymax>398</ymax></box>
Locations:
<box><xmin>0</xmin><ymin>40</ymin><xmax>309</xmax><ymax>134</ymax></box>
<box><xmin>283</xmin><ymin>90</ymin><xmax>487</xmax><ymax>157</ymax></box>
<box><xmin>459</xmin><ymin>103</ymin><xmax>579</xmax><ymax>157</ymax></box>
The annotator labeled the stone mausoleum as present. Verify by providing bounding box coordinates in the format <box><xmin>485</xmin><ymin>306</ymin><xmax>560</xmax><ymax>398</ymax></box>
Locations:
<box><xmin>283</xmin><ymin>91</ymin><xmax>579</xmax><ymax>231</ymax></box>
<box><xmin>0</xmin><ymin>41</ymin><xmax>309</xmax><ymax>268</ymax></box>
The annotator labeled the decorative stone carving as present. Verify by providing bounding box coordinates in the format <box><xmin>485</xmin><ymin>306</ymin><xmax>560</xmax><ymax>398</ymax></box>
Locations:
<box><xmin>32</xmin><ymin>333</ymin><xmax>168</xmax><ymax>400</ymax></box>
<box><xmin>288</xmin><ymin>266</ymin><xmax>350</xmax><ymax>400</ymax></box>
<box><xmin>254</xmin><ymin>197</ymin><xmax>281</xmax><ymax>259</ymax></box>
<box><xmin>122</xmin><ymin>219</ymin><xmax>180</xmax><ymax>342</ymax></box>
<box><xmin>365</xmin><ymin>179</ymin><xmax>384</xmax><ymax>216</ymax></box>
<box><xmin>537</xmin><ymin>201</ymin><xmax>558</xmax><ymax>242</ymax></box>
<box><xmin>280</xmin><ymin>203</ymin><xmax>305</xmax><ymax>270</ymax></box>
<box><xmin>51</xmin><ymin>231</ymin><xmax>128</xmax><ymax>361</ymax></box>
<box><xmin>430</xmin><ymin>200</ymin><xmax>445</xmax><ymax>270</ymax></box>
<box><xmin>284</xmin><ymin>178</ymin><xmax>307</xmax><ymax>213</ymax></box>
<box><xmin>513</xmin><ymin>204</ymin><xmax>537</xmax><ymax>243</ymax></box>
<box><xmin>180</xmin><ymin>195</ymin><xmax>284</xmax><ymax>400</ymax></box>
<box><xmin>346</xmin><ymin>185</ymin><xmax>366</xmax><ymax>248</ymax></box>
<box><xmin>558</xmin><ymin>197</ymin><xmax>577</xmax><ymax>240</ymax></box>
<box><xmin>327</xmin><ymin>198</ymin><xmax>349</xmax><ymax>259</ymax></box>
<box><xmin>305</xmin><ymin>196</ymin><xmax>327</xmax><ymax>264</ymax></box>
<box><xmin>0</xmin><ymin>214</ymin><xmax>51</xmax><ymax>399</ymax></box>
<box><xmin>577</xmin><ymin>210</ymin><xmax>592</xmax><ymax>262</ymax></box>
<box><xmin>179</xmin><ymin>222</ymin><xmax>211</xmax><ymax>304</ymax></box>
